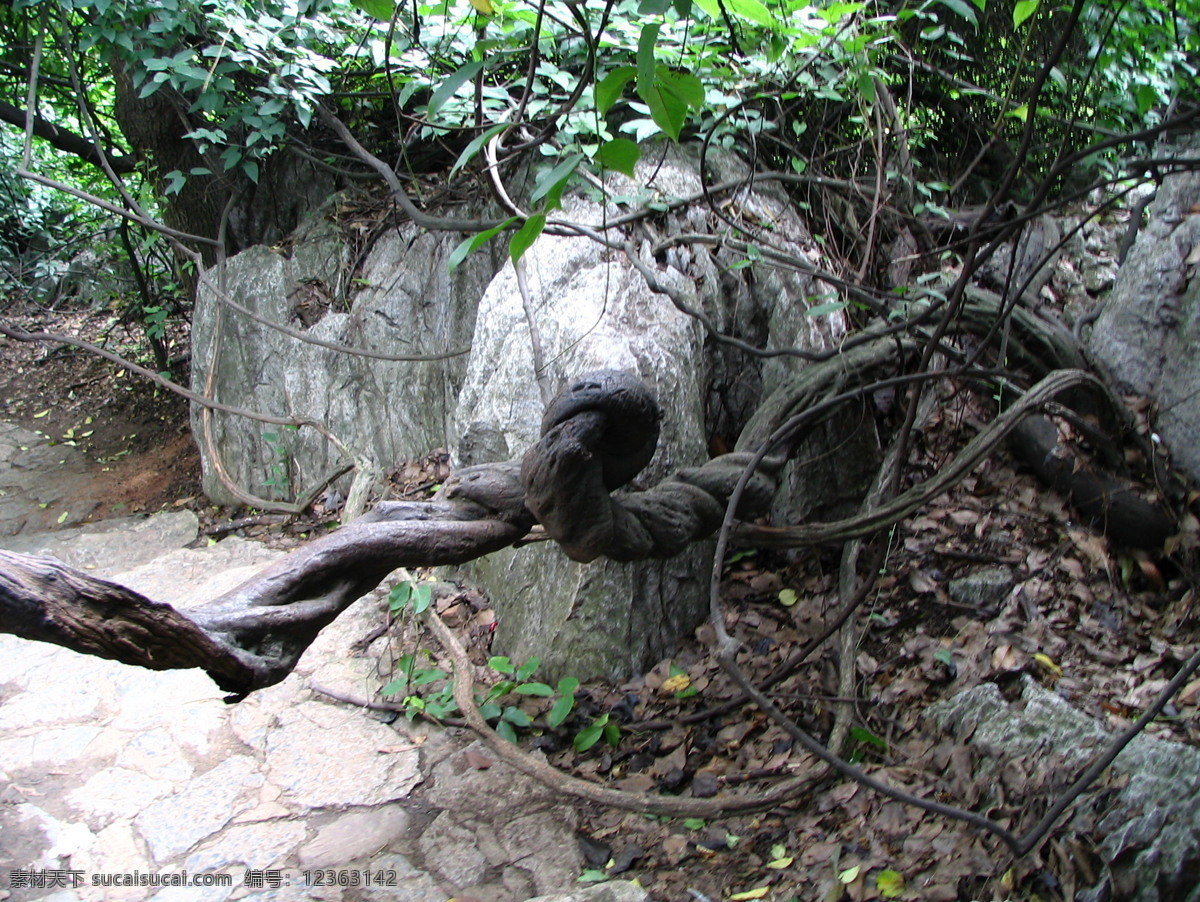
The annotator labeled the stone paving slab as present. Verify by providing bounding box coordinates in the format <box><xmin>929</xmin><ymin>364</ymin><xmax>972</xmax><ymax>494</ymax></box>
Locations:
<box><xmin>0</xmin><ymin>422</ymin><xmax>101</xmax><ymax>536</ymax></box>
<box><xmin>0</xmin><ymin>505</ymin><xmax>648</xmax><ymax>902</ymax></box>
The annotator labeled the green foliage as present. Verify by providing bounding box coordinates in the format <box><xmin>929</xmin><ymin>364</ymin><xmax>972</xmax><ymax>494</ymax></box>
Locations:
<box><xmin>6</xmin><ymin>0</ymin><xmax>1196</xmax><ymax>263</ymax></box>
<box><xmin>259</xmin><ymin>426</ymin><xmax>297</xmax><ymax>498</ymax></box>
<box><xmin>388</xmin><ymin>578</ymin><xmax>433</xmax><ymax>616</ymax></box>
<box><xmin>380</xmin><ymin>633</ymin><xmax>609</xmax><ymax>748</ymax></box>
<box><xmin>847</xmin><ymin>724</ymin><xmax>887</xmax><ymax>763</ymax></box>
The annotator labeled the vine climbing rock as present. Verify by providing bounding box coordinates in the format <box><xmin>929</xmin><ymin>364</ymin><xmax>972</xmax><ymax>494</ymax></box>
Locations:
<box><xmin>522</xmin><ymin>371</ymin><xmax>779</xmax><ymax>564</ymax></box>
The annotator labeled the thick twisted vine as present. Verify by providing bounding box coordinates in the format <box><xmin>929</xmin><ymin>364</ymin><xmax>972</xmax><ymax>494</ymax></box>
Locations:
<box><xmin>0</xmin><ymin>361</ymin><xmax>1188</xmax><ymax>848</ymax></box>
<box><xmin>0</xmin><ymin>370</ymin><xmax>784</xmax><ymax>699</ymax></box>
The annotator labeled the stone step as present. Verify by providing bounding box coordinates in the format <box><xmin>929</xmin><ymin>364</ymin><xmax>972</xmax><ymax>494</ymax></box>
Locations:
<box><xmin>1</xmin><ymin>510</ymin><xmax>643</xmax><ymax>902</ymax></box>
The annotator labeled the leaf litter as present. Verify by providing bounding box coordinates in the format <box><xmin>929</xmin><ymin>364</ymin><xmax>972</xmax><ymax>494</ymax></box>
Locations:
<box><xmin>453</xmin><ymin>377</ymin><xmax>1200</xmax><ymax>902</ymax></box>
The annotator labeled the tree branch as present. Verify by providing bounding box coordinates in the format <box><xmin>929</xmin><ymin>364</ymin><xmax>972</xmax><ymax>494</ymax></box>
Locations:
<box><xmin>0</xmin><ymin>99</ymin><xmax>138</xmax><ymax>173</ymax></box>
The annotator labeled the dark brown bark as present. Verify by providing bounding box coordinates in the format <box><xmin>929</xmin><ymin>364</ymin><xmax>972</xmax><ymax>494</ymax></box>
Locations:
<box><xmin>0</xmin><ymin>100</ymin><xmax>137</xmax><ymax>172</ymax></box>
<box><xmin>0</xmin><ymin>515</ymin><xmax>528</xmax><ymax>698</ymax></box>
<box><xmin>1008</xmin><ymin>414</ymin><xmax>1173</xmax><ymax>549</ymax></box>
<box><xmin>110</xmin><ymin>61</ymin><xmax>239</xmax><ymax>261</ymax></box>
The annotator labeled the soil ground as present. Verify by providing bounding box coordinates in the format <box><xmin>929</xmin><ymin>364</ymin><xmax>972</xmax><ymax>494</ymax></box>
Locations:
<box><xmin>0</xmin><ymin>305</ymin><xmax>201</xmax><ymax>519</ymax></box>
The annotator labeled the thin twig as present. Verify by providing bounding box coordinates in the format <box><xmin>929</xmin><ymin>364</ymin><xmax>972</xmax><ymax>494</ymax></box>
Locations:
<box><xmin>423</xmin><ymin>606</ymin><xmax>830</xmax><ymax>818</ymax></box>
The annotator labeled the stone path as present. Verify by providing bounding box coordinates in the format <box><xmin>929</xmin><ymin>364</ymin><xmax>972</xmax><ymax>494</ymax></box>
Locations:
<box><xmin>0</xmin><ymin>423</ymin><xmax>648</xmax><ymax>902</ymax></box>
<box><xmin>0</xmin><ymin>423</ymin><xmax>100</xmax><ymax>536</ymax></box>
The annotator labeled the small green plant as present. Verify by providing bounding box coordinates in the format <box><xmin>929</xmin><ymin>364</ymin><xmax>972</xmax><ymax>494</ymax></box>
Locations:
<box><xmin>377</xmin><ymin>602</ymin><xmax>610</xmax><ymax>748</ymax></box>
<box><xmin>573</xmin><ymin>712</ymin><xmax>621</xmax><ymax>752</ymax></box>
<box><xmin>380</xmin><ymin>578</ymin><xmax>458</xmax><ymax>720</ymax></box>
<box><xmin>260</xmin><ymin>427</ymin><xmax>296</xmax><ymax>497</ymax></box>
<box><xmin>847</xmin><ymin>725</ymin><xmax>888</xmax><ymax>764</ymax></box>
<box><xmin>479</xmin><ymin>656</ymin><xmax>590</xmax><ymax>744</ymax></box>
<box><xmin>388</xmin><ymin>579</ymin><xmax>432</xmax><ymax>617</ymax></box>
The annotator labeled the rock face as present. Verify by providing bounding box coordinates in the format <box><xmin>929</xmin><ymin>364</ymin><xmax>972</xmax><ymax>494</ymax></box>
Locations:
<box><xmin>452</xmin><ymin>149</ymin><xmax>845</xmax><ymax>679</ymax></box>
<box><xmin>190</xmin><ymin>147</ymin><xmax>849</xmax><ymax>679</ymax></box>
<box><xmin>930</xmin><ymin>679</ymin><xmax>1200</xmax><ymax>902</ymax></box>
<box><xmin>190</xmin><ymin>203</ymin><xmax>507</xmax><ymax>506</ymax></box>
<box><xmin>1089</xmin><ymin>134</ymin><xmax>1200</xmax><ymax>481</ymax></box>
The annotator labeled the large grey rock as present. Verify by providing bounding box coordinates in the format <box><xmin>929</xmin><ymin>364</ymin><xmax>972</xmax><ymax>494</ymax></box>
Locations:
<box><xmin>929</xmin><ymin>679</ymin><xmax>1200</xmax><ymax>902</ymax></box>
<box><xmin>296</xmin><ymin>806</ymin><xmax>413</xmax><ymax>867</ymax></box>
<box><xmin>420</xmin><ymin>740</ymin><xmax>580</xmax><ymax>895</ymax></box>
<box><xmin>134</xmin><ymin>755</ymin><xmax>262</xmax><ymax>862</ymax></box>
<box><xmin>256</xmin><ymin>700</ymin><xmax>423</xmax><ymax>810</ymax></box>
<box><xmin>189</xmin><ymin>148</ymin><xmax>848</xmax><ymax>680</ymax></box>
<box><xmin>1089</xmin><ymin>134</ymin><xmax>1200</xmax><ymax>481</ymax></box>
<box><xmin>190</xmin><ymin>200</ymin><xmax>506</xmax><ymax>505</ymax></box>
<box><xmin>0</xmin><ymin>510</ymin><xmax>199</xmax><ymax>574</ymax></box>
<box><xmin>454</xmin><ymin>148</ymin><xmax>845</xmax><ymax>679</ymax></box>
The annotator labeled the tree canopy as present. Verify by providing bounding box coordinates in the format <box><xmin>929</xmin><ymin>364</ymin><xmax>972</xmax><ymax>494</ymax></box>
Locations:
<box><xmin>1</xmin><ymin>0</ymin><xmax>1196</xmax><ymax>292</ymax></box>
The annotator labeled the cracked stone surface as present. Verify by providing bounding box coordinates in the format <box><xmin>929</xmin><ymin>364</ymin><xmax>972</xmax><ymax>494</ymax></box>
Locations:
<box><xmin>0</xmin><ymin>463</ymin><xmax>647</xmax><ymax>902</ymax></box>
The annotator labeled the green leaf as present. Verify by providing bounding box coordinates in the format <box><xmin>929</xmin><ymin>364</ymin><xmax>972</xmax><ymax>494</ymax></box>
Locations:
<box><xmin>410</xmin><ymin>667</ymin><xmax>447</xmax><ymax>686</ymax></box>
<box><xmin>502</xmin><ymin>706</ymin><xmax>533</xmax><ymax>728</ymax></box>
<box><xmin>530</xmin><ymin>154</ymin><xmax>583</xmax><ymax>207</ymax></box>
<box><xmin>856</xmin><ymin>71</ymin><xmax>876</xmax><ymax>105</ymax></box>
<box><xmin>638</xmin><ymin>67</ymin><xmax>703</xmax><ymax>142</ymax></box>
<box><xmin>636</xmin><ymin>23</ymin><xmax>660</xmax><ymax>91</ymax></box>
<box><xmin>352</xmin><ymin>0</ymin><xmax>395</xmax><ymax>21</ymax></box>
<box><xmin>515</xmin><ymin>682</ymin><xmax>555</xmax><ymax>696</ymax></box>
<box><xmin>411</xmin><ymin>583</ymin><xmax>432</xmax><ymax>615</ymax></box>
<box><xmin>595</xmin><ymin>138</ymin><xmax>641</xmax><ymax>177</ymax></box>
<box><xmin>876</xmin><ymin>869</ymin><xmax>905</xmax><ymax>898</ymax></box>
<box><xmin>577</xmin><ymin>869</ymin><xmax>609</xmax><ymax>884</ymax></box>
<box><xmin>380</xmin><ymin>678</ymin><xmax>406</xmax><ymax>696</ymax></box>
<box><xmin>839</xmin><ymin>864</ymin><xmax>861</xmax><ymax>884</ymax></box>
<box><xmin>1136</xmin><ymin>83</ymin><xmax>1159</xmax><ymax>116</ymax></box>
<box><xmin>547</xmin><ymin>693</ymin><xmax>575</xmax><ymax>728</ymax></box>
<box><xmin>495</xmin><ymin>719</ymin><xmax>518</xmax><ymax>743</ymax></box>
<box><xmin>509</xmin><ymin>213</ymin><xmax>546</xmax><ymax>264</ymax></box>
<box><xmin>574</xmin><ymin>713</ymin><xmax>609</xmax><ymax>752</ymax></box>
<box><xmin>427</xmin><ymin>60</ymin><xmax>487</xmax><ymax>118</ymax></box>
<box><xmin>603</xmin><ymin>719</ymin><xmax>621</xmax><ymax>747</ymax></box>
<box><xmin>1006</xmin><ymin>103</ymin><xmax>1029</xmax><ymax>122</ymax></box>
<box><xmin>479</xmin><ymin>701</ymin><xmax>502</xmax><ymax>721</ymax></box>
<box><xmin>850</xmin><ymin>725</ymin><xmax>887</xmax><ymax>750</ymax></box>
<box><xmin>1012</xmin><ymin>0</ymin><xmax>1038</xmax><ymax>28</ymax></box>
<box><xmin>595</xmin><ymin>66</ymin><xmax>637</xmax><ymax>115</ymax></box>
<box><xmin>448</xmin><ymin>217</ymin><xmax>517</xmax><ymax>273</ymax></box>
<box><xmin>388</xmin><ymin>582</ymin><xmax>412</xmax><ymax>614</ymax></box>
<box><xmin>639</xmin><ymin>0</ymin><xmax>673</xmax><ymax>14</ymax></box>
<box><xmin>485</xmin><ymin>680</ymin><xmax>516</xmax><ymax>702</ymax></box>
<box><xmin>816</xmin><ymin>1</ymin><xmax>863</xmax><ymax>24</ymax></box>
<box><xmin>933</xmin><ymin>0</ymin><xmax>977</xmax><ymax>25</ymax></box>
<box><xmin>516</xmin><ymin>657</ymin><xmax>541</xmax><ymax>681</ymax></box>
<box><xmin>778</xmin><ymin>588</ymin><xmax>798</xmax><ymax>607</ymax></box>
<box><xmin>683</xmin><ymin>817</ymin><xmax>706</xmax><ymax>830</ymax></box>
<box><xmin>725</xmin><ymin>0</ymin><xmax>775</xmax><ymax>27</ymax></box>
<box><xmin>488</xmin><ymin>656</ymin><xmax>515</xmax><ymax>674</ymax></box>
<box><xmin>557</xmin><ymin>676</ymin><xmax>580</xmax><ymax>696</ymax></box>
<box><xmin>449</xmin><ymin>122</ymin><xmax>509</xmax><ymax>180</ymax></box>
